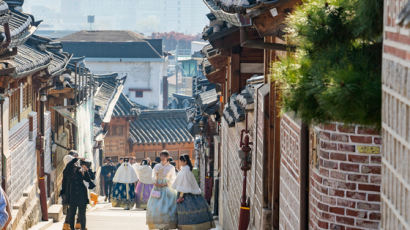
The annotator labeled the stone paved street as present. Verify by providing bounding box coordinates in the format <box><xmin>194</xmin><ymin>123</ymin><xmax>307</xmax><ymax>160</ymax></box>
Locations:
<box><xmin>46</xmin><ymin>203</ymin><xmax>148</xmax><ymax>230</ymax></box>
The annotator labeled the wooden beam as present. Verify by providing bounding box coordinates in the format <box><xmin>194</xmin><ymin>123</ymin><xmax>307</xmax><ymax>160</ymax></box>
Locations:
<box><xmin>229</xmin><ymin>51</ymin><xmax>240</xmax><ymax>95</ymax></box>
<box><xmin>252</xmin><ymin>0</ymin><xmax>301</xmax><ymax>37</ymax></box>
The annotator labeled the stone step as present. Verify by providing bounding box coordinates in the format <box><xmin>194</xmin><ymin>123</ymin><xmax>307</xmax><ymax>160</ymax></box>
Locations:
<box><xmin>28</xmin><ymin>219</ymin><xmax>53</xmax><ymax>230</ymax></box>
<box><xmin>48</xmin><ymin>205</ymin><xmax>63</xmax><ymax>222</ymax></box>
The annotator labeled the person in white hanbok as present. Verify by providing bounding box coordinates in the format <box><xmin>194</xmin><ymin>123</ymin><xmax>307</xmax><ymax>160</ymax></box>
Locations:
<box><xmin>111</xmin><ymin>158</ymin><xmax>138</xmax><ymax>210</ymax></box>
<box><xmin>173</xmin><ymin>155</ymin><xmax>214</xmax><ymax>230</ymax></box>
<box><xmin>135</xmin><ymin>159</ymin><xmax>154</xmax><ymax>209</ymax></box>
<box><xmin>146</xmin><ymin>151</ymin><xmax>177</xmax><ymax>229</ymax></box>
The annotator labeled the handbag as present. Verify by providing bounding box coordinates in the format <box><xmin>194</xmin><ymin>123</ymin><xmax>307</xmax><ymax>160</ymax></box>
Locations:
<box><xmin>151</xmin><ymin>190</ymin><xmax>161</xmax><ymax>199</ymax></box>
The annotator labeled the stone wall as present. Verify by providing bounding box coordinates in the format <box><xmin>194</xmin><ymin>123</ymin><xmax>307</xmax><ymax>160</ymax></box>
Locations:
<box><xmin>310</xmin><ymin>123</ymin><xmax>382</xmax><ymax>229</ymax></box>
<box><xmin>219</xmin><ymin>84</ymin><xmax>267</xmax><ymax>230</ymax></box>
<box><xmin>279</xmin><ymin>113</ymin><xmax>302</xmax><ymax>230</ymax></box>
<box><xmin>8</xmin><ymin>112</ymin><xmax>37</xmax><ymax>204</ymax></box>
<box><xmin>382</xmin><ymin>0</ymin><xmax>410</xmax><ymax>228</ymax></box>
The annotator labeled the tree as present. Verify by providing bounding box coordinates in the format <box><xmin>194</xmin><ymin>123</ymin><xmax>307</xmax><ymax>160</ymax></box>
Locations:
<box><xmin>272</xmin><ymin>0</ymin><xmax>383</xmax><ymax>127</ymax></box>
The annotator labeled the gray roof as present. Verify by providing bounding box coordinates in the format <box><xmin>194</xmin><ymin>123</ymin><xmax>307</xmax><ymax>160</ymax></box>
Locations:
<box><xmin>59</xmin><ymin>30</ymin><xmax>163</xmax><ymax>59</ymax></box>
<box><xmin>129</xmin><ymin>110</ymin><xmax>194</xmax><ymax>145</ymax></box>
<box><xmin>94</xmin><ymin>75</ymin><xmax>125</xmax><ymax>123</ymax></box>
<box><xmin>208</xmin><ymin>0</ymin><xmax>279</xmax><ymax>14</ymax></box>
<box><xmin>11</xmin><ymin>44</ymin><xmax>51</xmax><ymax>77</ymax></box>
<box><xmin>113</xmin><ymin>93</ymin><xmax>142</xmax><ymax>117</ymax></box>
<box><xmin>59</xmin><ymin>30</ymin><xmax>146</xmax><ymax>42</ymax></box>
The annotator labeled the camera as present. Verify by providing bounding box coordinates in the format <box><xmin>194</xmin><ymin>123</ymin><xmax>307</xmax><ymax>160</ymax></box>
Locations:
<box><xmin>80</xmin><ymin>160</ymin><xmax>92</xmax><ymax>169</ymax></box>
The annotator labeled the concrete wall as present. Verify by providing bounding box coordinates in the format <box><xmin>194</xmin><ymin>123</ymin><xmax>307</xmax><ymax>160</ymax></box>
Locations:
<box><xmin>85</xmin><ymin>59</ymin><xmax>167</xmax><ymax>109</ymax></box>
<box><xmin>382</xmin><ymin>0</ymin><xmax>410</xmax><ymax>228</ymax></box>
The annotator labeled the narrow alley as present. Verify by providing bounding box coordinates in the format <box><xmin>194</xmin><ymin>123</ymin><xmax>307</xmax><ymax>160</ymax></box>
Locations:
<box><xmin>1</xmin><ymin>0</ymin><xmax>409</xmax><ymax>230</ymax></box>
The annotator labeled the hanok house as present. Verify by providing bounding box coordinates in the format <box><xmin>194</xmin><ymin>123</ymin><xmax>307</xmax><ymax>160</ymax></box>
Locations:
<box><xmin>199</xmin><ymin>0</ymin><xmax>383</xmax><ymax>230</ymax></box>
<box><xmin>0</xmin><ymin>0</ymin><xmax>72</xmax><ymax>228</ymax></box>
<box><xmin>104</xmin><ymin>94</ymin><xmax>194</xmax><ymax>166</ymax></box>
<box><xmin>59</xmin><ymin>30</ymin><xmax>169</xmax><ymax>109</ymax></box>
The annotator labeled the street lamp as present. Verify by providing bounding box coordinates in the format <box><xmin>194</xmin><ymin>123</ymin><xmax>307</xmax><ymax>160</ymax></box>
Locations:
<box><xmin>238</xmin><ymin>113</ymin><xmax>252</xmax><ymax>230</ymax></box>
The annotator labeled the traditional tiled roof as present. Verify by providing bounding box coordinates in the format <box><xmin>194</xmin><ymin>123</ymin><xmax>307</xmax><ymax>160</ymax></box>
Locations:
<box><xmin>94</xmin><ymin>74</ymin><xmax>126</xmax><ymax>123</ymax></box>
<box><xmin>129</xmin><ymin>110</ymin><xmax>194</xmax><ymax>145</ymax></box>
<box><xmin>168</xmin><ymin>93</ymin><xmax>195</xmax><ymax>109</ymax></box>
<box><xmin>203</xmin><ymin>0</ymin><xmax>252</xmax><ymax>27</ymax></box>
<box><xmin>10</xmin><ymin>44</ymin><xmax>51</xmax><ymax>78</ymax></box>
<box><xmin>187</xmin><ymin>75</ymin><xmax>220</xmax><ymax>135</ymax></box>
<box><xmin>222</xmin><ymin>75</ymin><xmax>264</xmax><ymax>126</ymax></box>
<box><xmin>206</xmin><ymin>0</ymin><xmax>279</xmax><ymax>14</ymax></box>
<box><xmin>0</xmin><ymin>1</ymin><xmax>10</xmax><ymax>25</ymax></box>
<box><xmin>59</xmin><ymin>30</ymin><xmax>163</xmax><ymax>59</ymax></box>
<box><xmin>113</xmin><ymin>93</ymin><xmax>141</xmax><ymax>117</ymax></box>
<box><xmin>0</xmin><ymin>10</ymin><xmax>39</xmax><ymax>50</ymax></box>
<box><xmin>26</xmin><ymin>35</ymin><xmax>71</xmax><ymax>76</ymax></box>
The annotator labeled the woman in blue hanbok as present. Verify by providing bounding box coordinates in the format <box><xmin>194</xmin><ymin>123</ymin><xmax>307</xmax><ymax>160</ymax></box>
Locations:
<box><xmin>146</xmin><ymin>151</ymin><xmax>177</xmax><ymax>229</ymax></box>
<box><xmin>173</xmin><ymin>155</ymin><xmax>214</xmax><ymax>230</ymax></box>
<box><xmin>111</xmin><ymin>158</ymin><xmax>138</xmax><ymax>210</ymax></box>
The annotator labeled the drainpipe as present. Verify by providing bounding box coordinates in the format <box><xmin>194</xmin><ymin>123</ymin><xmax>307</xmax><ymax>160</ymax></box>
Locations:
<box><xmin>0</xmin><ymin>96</ymin><xmax>5</xmax><ymax>191</ymax></box>
<box><xmin>240</xmin><ymin>27</ymin><xmax>296</xmax><ymax>52</ymax></box>
<box><xmin>38</xmin><ymin>89</ymin><xmax>48</xmax><ymax>221</ymax></box>
<box><xmin>300</xmin><ymin>122</ymin><xmax>309</xmax><ymax>230</ymax></box>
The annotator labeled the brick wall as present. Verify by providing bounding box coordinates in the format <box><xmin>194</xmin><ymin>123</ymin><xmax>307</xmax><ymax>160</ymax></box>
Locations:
<box><xmin>279</xmin><ymin>113</ymin><xmax>302</xmax><ymax>230</ymax></box>
<box><xmin>382</xmin><ymin>0</ymin><xmax>410</xmax><ymax>228</ymax></box>
<box><xmin>8</xmin><ymin>112</ymin><xmax>37</xmax><ymax>204</ymax></box>
<box><xmin>310</xmin><ymin>123</ymin><xmax>382</xmax><ymax>229</ymax></box>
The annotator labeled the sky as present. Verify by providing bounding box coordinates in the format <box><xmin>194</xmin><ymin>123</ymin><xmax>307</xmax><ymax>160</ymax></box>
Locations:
<box><xmin>23</xmin><ymin>0</ymin><xmax>209</xmax><ymax>35</ymax></box>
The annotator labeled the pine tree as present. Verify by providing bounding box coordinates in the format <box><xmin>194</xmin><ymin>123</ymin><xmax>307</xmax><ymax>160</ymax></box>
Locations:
<box><xmin>272</xmin><ymin>0</ymin><xmax>383</xmax><ymax>127</ymax></box>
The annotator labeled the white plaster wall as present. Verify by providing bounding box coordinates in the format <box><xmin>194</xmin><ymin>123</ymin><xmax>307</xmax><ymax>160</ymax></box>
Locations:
<box><xmin>85</xmin><ymin>59</ymin><xmax>167</xmax><ymax>109</ymax></box>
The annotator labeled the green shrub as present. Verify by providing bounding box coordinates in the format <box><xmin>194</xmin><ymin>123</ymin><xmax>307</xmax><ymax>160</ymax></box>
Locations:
<box><xmin>272</xmin><ymin>0</ymin><xmax>383</xmax><ymax>127</ymax></box>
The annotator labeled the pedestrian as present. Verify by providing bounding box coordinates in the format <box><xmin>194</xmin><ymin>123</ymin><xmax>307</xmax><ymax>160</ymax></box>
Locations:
<box><xmin>67</xmin><ymin>158</ymin><xmax>93</xmax><ymax>230</ymax></box>
<box><xmin>0</xmin><ymin>186</ymin><xmax>11</xmax><ymax>230</ymax></box>
<box><xmin>146</xmin><ymin>150</ymin><xmax>177</xmax><ymax>229</ymax></box>
<box><xmin>111</xmin><ymin>158</ymin><xmax>138</xmax><ymax>210</ymax></box>
<box><xmin>173</xmin><ymin>155</ymin><xmax>214</xmax><ymax>230</ymax></box>
<box><xmin>134</xmin><ymin>160</ymin><xmax>154</xmax><ymax>209</ymax></box>
<box><xmin>101</xmin><ymin>158</ymin><xmax>115</xmax><ymax>202</ymax></box>
<box><xmin>60</xmin><ymin>151</ymin><xmax>78</xmax><ymax>230</ymax></box>
<box><xmin>116</xmin><ymin>158</ymin><xmax>124</xmax><ymax>170</ymax></box>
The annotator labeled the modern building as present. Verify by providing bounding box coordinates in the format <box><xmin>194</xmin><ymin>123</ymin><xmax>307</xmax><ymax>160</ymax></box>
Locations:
<box><xmin>59</xmin><ymin>30</ymin><xmax>168</xmax><ymax>109</ymax></box>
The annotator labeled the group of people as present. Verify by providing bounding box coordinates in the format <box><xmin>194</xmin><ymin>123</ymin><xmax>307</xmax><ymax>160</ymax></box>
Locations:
<box><xmin>105</xmin><ymin>150</ymin><xmax>214</xmax><ymax>230</ymax></box>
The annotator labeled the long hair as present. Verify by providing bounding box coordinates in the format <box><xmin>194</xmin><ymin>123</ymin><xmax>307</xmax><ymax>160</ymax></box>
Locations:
<box><xmin>179</xmin><ymin>155</ymin><xmax>193</xmax><ymax>171</ymax></box>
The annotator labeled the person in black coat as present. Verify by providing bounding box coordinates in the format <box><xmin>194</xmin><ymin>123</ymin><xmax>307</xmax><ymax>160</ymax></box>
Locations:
<box><xmin>66</xmin><ymin>159</ymin><xmax>93</xmax><ymax>230</ymax></box>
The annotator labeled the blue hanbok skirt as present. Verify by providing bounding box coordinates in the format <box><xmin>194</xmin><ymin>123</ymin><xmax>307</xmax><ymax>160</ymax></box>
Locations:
<box><xmin>111</xmin><ymin>182</ymin><xmax>135</xmax><ymax>209</ymax></box>
<box><xmin>177</xmin><ymin>193</ymin><xmax>214</xmax><ymax>230</ymax></box>
<box><xmin>146</xmin><ymin>180</ymin><xmax>177</xmax><ymax>229</ymax></box>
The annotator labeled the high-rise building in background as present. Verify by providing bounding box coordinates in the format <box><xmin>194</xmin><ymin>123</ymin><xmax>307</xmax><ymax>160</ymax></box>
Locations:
<box><xmin>23</xmin><ymin>0</ymin><xmax>208</xmax><ymax>35</ymax></box>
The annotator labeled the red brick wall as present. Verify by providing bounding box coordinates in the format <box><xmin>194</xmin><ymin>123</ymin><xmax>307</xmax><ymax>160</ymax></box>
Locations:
<box><xmin>279</xmin><ymin>113</ymin><xmax>302</xmax><ymax>229</ymax></box>
<box><xmin>382</xmin><ymin>0</ymin><xmax>410</xmax><ymax>228</ymax></box>
<box><xmin>310</xmin><ymin>123</ymin><xmax>382</xmax><ymax>229</ymax></box>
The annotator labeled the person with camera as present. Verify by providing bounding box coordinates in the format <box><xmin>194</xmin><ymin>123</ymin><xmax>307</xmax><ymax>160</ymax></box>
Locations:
<box><xmin>66</xmin><ymin>158</ymin><xmax>94</xmax><ymax>230</ymax></box>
